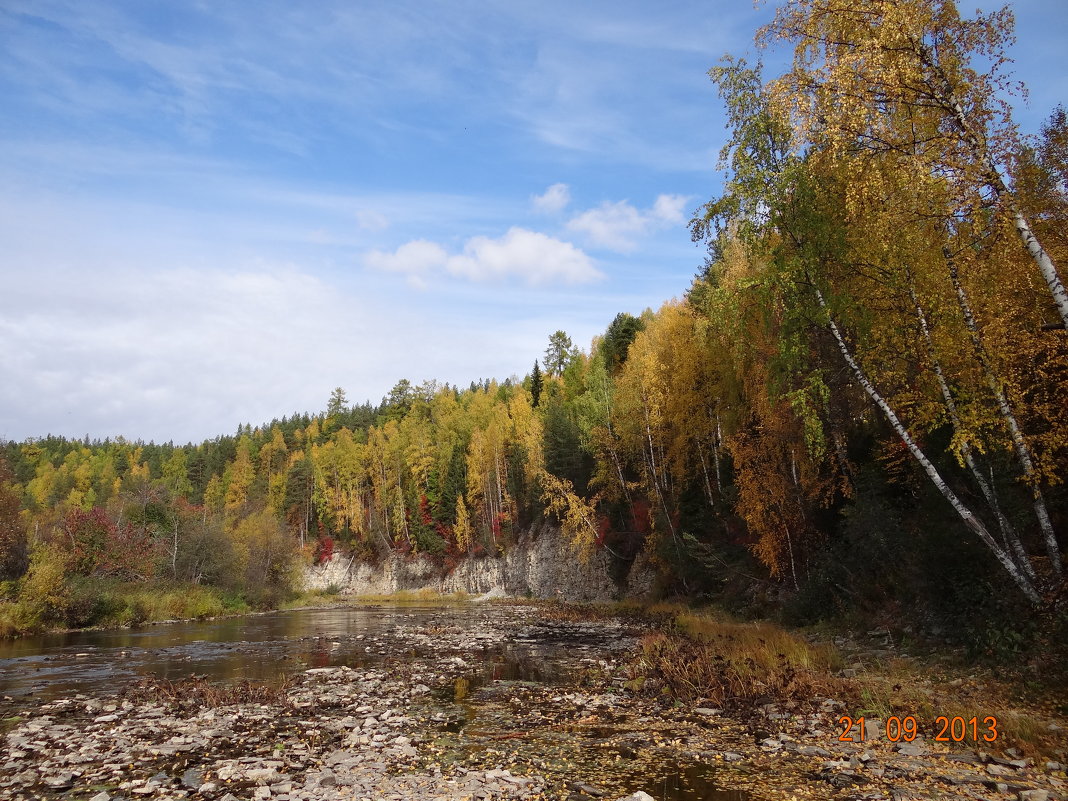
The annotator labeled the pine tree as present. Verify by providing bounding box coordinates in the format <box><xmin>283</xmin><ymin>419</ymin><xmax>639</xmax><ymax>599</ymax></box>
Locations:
<box><xmin>544</xmin><ymin>331</ymin><xmax>576</xmax><ymax>377</ymax></box>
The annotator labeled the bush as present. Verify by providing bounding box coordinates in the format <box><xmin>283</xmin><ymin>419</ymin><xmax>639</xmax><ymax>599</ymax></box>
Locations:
<box><xmin>15</xmin><ymin>544</ymin><xmax>72</xmax><ymax>630</ymax></box>
<box><xmin>0</xmin><ymin>458</ymin><xmax>29</xmax><ymax>581</ymax></box>
<box><xmin>65</xmin><ymin>579</ymin><xmax>124</xmax><ymax>628</ymax></box>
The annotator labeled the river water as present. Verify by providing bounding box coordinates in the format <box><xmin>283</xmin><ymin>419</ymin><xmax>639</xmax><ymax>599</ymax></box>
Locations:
<box><xmin>0</xmin><ymin>604</ymin><xmax>554</xmax><ymax>699</ymax></box>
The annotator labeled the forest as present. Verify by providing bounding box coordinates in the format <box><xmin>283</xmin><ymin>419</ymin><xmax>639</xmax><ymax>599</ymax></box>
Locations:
<box><xmin>0</xmin><ymin>0</ymin><xmax>1065</xmax><ymax>656</ymax></box>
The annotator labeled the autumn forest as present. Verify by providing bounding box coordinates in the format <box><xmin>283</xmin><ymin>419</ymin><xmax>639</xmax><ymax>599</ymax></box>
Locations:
<box><xmin>1</xmin><ymin>0</ymin><xmax>1066</xmax><ymax>655</ymax></box>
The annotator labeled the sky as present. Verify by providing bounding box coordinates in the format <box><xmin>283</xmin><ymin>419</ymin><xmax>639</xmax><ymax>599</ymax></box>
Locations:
<box><xmin>1</xmin><ymin>1</ymin><xmax>1066</xmax><ymax>444</ymax></box>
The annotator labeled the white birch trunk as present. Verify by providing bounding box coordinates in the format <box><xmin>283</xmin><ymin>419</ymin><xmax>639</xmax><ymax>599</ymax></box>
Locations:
<box><xmin>924</xmin><ymin>51</ymin><xmax>1068</xmax><ymax>328</ymax></box>
<box><xmin>698</xmin><ymin>444</ymin><xmax>716</xmax><ymax>509</ymax></box>
<box><xmin>642</xmin><ymin>390</ymin><xmax>676</xmax><ymax>540</ymax></box>
<box><xmin>815</xmin><ymin>288</ymin><xmax>1041</xmax><ymax>604</ymax></box>
<box><xmin>909</xmin><ymin>285</ymin><xmax>1036</xmax><ymax>580</ymax></box>
<box><xmin>1010</xmin><ymin>209</ymin><xmax>1068</xmax><ymax>328</ymax></box>
<box><xmin>714</xmin><ymin>413</ymin><xmax>724</xmax><ymax>494</ymax></box>
<box><xmin>601</xmin><ymin>381</ymin><xmax>633</xmax><ymax>505</ymax></box>
<box><xmin>171</xmin><ymin>518</ymin><xmax>179</xmax><ymax>579</ymax></box>
<box><xmin>783</xmin><ymin>520</ymin><xmax>800</xmax><ymax>591</ymax></box>
<box><xmin>945</xmin><ymin>256</ymin><xmax>1061</xmax><ymax>578</ymax></box>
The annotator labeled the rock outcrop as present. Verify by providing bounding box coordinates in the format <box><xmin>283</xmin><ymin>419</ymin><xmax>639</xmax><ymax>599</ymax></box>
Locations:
<box><xmin>302</xmin><ymin>522</ymin><xmax>655</xmax><ymax>601</ymax></box>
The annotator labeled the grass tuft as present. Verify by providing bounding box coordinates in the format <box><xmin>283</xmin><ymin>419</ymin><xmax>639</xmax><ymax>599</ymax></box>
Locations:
<box><xmin>123</xmin><ymin>675</ymin><xmax>295</xmax><ymax>712</ymax></box>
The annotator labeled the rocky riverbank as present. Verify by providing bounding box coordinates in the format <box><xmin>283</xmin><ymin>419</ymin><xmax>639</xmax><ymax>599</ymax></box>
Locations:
<box><xmin>1</xmin><ymin>603</ymin><xmax>1064</xmax><ymax>801</ymax></box>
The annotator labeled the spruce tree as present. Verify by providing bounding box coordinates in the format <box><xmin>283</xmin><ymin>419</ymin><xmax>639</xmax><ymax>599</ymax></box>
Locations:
<box><xmin>530</xmin><ymin>360</ymin><xmax>543</xmax><ymax>408</ymax></box>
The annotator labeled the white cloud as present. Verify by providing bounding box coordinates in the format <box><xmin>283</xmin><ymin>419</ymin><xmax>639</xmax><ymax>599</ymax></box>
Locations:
<box><xmin>531</xmin><ymin>182</ymin><xmax>571</xmax><ymax>214</ymax></box>
<box><xmin>566</xmin><ymin>193</ymin><xmax>691</xmax><ymax>252</ymax></box>
<box><xmin>366</xmin><ymin>227</ymin><xmax>601</xmax><ymax>286</ymax></box>
<box><xmin>652</xmin><ymin>193</ymin><xmax>688</xmax><ymax>223</ymax></box>
<box><xmin>0</xmin><ymin>247</ymin><xmax>621</xmax><ymax>443</ymax></box>
<box><xmin>0</xmin><ymin>263</ymin><xmax>382</xmax><ymax>443</ymax></box>
<box><xmin>448</xmin><ymin>227</ymin><xmax>599</xmax><ymax>285</ymax></box>
<box><xmin>567</xmin><ymin>201</ymin><xmax>646</xmax><ymax>252</ymax></box>
<box><xmin>365</xmin><ymin>239</ymin><xmax>448</xmax><ymax>279</ymax></box>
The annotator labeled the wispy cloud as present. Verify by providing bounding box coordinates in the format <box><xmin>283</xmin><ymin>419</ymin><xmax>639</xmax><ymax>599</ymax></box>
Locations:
<box><xmin>531</xmin><ymin>183</ymin><xmax>571</xmax><ymax>214</ymax></box>
<box><xmin>0</xmin><ymin>255</ymin><xmax>614</xmax><ymax>443</ymax></box>
<box><xmin>0</xmin><ymin>263</ymin><xmax>361</xmax><ymax>442</ymax></box>
<box><xmin>567</xmin><ymin>194</ymin><xmax>691</xmax><ymax>252</ymax></box>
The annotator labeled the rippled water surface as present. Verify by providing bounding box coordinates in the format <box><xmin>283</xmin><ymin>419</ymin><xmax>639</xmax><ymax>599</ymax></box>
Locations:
<box><xmin>0</xmin><ymin>604</ymin><xmax>498</xmax><ymax>698</ymax></box>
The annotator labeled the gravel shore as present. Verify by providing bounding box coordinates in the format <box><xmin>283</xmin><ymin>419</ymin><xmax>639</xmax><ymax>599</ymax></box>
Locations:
<box><xmin>1</xmin><ymin>604</ymin><xmax>1064</xmax><ymax>801</ymax></box>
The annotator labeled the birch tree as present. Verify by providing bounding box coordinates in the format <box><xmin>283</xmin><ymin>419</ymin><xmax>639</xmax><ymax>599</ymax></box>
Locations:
<box><xmin>761</xmin><ymin>0</ymin><xmax>1068</xmax><ymax>328</ymax></box>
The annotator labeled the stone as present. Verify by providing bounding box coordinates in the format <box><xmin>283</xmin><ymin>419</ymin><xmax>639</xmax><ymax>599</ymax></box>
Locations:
<box><xmin>896</xmin><ymin>742</ymin><xmax>929</xmax><ymax>757</ymax></box>
<box><xmin>570</xmin><ymin>782</ymin><xmax>606</xmax><ymax>796</ymax></box>
<box><xmin>12</xmin><ymin>770</ymin><xmax>37</xmax><ymax>786</ymax></box>
<box><xmin>247</xmin><ymin>768</ymin><xmax>284</xmax><ymax>785</ymax></box>
<box><xmin>43</xmin><ymin>772</ymin><xmax>74</xmax><ymax>790</ymax></box>
<box><xmin>617</xmin><ymin>793</ymin><xmax>656</xmax><ymax>801</ymax></box>
<box><xmin>181</xmin><ymin>768</ymin><xmax>203</xmax><ymax>789</ymax></box>
<box><xmin>90</xmin><ymin>793</ymin><xmax>109</xmax><ymax>801</ymax></box>
<box><xmin>1018</xmin><ymin>792</ymin><xmax>1049</xmax><ymax>801</ymax></box>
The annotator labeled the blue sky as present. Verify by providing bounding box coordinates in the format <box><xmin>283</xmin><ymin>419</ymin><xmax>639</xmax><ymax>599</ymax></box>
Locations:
<box><xmin>1</xmin><ymin>0</ymin><xmax>1065</xmax><ymax>443</ymax></box>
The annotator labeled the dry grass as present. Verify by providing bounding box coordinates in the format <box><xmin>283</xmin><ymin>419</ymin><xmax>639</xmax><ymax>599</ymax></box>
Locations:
<box><xmin>673</xmin><ymin>611</ymin><xmax>844</xmax><ymax>672</ymax></box>
<box><xmin>354</xmin><ymin>589</ymin><xmax>470</xmax><ymax>604</ymax></box>
<box><xmin>843</xmin><ymin>658</ymin><xmax>1068</xmax><ymax>757</ymax></box>
<box><xmin>123</xmin><ymin>675</ymin><xmax>296</xmax><ymax>712</ymax></box>
<box><xmin>634</xmin><ymin>624</ymin><xmax>845</xmax><ymax>707</ymax></box>
<box><xmin>495</xmin><ymin>597</ymin><xmax>1068</xmax><ymax>756</ymax></box>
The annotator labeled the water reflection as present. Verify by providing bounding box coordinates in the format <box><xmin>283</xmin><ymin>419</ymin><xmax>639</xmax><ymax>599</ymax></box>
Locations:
<box><xmin>642</xmin><ymin>763</ymin><xmax>750</xmax><ymax>800</ymax></box>
<box><xmin>0</xmin><ymin>605</ymin><xmax>475</xmax><ymax>698</ymax></box>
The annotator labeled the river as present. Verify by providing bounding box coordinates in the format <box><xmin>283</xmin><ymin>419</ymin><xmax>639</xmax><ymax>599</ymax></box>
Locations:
<box><xmin>0</xmin><ymin>602</ymin><xmax>751</xmax><ymax>800</ymax></box>
<box><xmin>0</xmin><ymin>604</ymin><xmax>548</xmax><ymax>699</ymax></box>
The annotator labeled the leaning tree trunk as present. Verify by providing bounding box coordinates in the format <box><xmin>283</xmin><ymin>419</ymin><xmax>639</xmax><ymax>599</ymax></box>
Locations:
<box><xmin>909</xmin><ymin>284</ymin><xmax>1036</xmax><ymax>580</ymax></box>
<box><xmin>944</xmin><ymin>252</ymin><xmax>1062</xmax><ymax>579</ymax></box>
<box><xmin>815</xmin><ymin>288</ymin><xmax>1041</xmax><ymax>605</ymax></box>
<box><xmin>919</xmin><ymin>46</ymin><xmax>1068</xmax><ymax>329</ymax></box>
